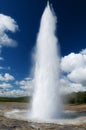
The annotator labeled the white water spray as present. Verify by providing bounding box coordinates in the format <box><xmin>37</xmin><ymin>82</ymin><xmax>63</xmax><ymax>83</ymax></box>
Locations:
<box><xmin>31</xmin><ymin>2</ymin><xmax>62</xmax><ymax>119</ymax></box>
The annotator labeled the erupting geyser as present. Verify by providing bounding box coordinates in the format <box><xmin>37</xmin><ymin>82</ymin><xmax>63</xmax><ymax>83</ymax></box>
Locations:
<box><xmin>3</xmin><ymin>2</ymin><xmax>86</xmax><ymax>126</ymax></box>
<box><xmin>31</xmin><ymin>2</ymin><xmax>63</xmax><ymax>120</ymax></box>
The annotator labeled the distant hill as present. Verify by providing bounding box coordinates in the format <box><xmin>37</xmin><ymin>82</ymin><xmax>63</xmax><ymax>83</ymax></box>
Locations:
<box><xmin>0</xmin><ymin>96</ymin><xmax>30</xmax><ymax>102</ymax></box>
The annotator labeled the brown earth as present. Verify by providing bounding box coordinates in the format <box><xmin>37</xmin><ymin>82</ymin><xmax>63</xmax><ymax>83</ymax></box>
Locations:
<box><xmin>65</xmin><ymin>104</ymin><xmax>86</xmax><ymax>112</ymax></box>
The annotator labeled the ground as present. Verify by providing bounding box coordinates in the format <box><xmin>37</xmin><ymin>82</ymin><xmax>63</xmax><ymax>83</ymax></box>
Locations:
<box><xmin>0</xmin><ymin>102</ymin><xmax>86</xmax><ymax>130</ymax></box>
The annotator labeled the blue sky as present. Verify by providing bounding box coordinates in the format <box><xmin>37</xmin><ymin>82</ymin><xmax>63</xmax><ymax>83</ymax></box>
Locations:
<box><xmin>0</xmin><ymin>0</ymin><xmax>86</xmax><ymax>97</ymax></box>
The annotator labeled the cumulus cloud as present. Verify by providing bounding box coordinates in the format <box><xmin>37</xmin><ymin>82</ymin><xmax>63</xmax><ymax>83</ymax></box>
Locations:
<box><xmin>60</xmin><ymin>77</ymin><xmax>86</xmax><ymax>94</ymax></box>
<box><xmin>0</xmin><ymin>77</ymin><xmax>33</xmax><ymax>97</ymax></box>
<box><xmin>0</xmin><ymin>83</ymin><xmax>13</xmax><ymax>90</ymax></box>
<box><xmin>0</xmin><ymin>73</ymin><xmax>15</xmax><ymax>82</ymax></box>
<box><xmin>61</xmin><ymin>52</ymin><xmax>86</xmax><ymax>73</ymax></box>
<box><xmin>67</xmin><ymin>67</ymin><xmax>86</xmax><ymax>85</ymax></box>
<box><xmin>61</xmin><ymin>49</ymin><xmax>86</xmax><ymax>93</ymax></box>
<box><xmin>0</xmin><ymin>77</ymin><xmax>31</xmax><ymax>97</ymax></box>
<box><xmin>0</xmin><ymin>14</ymin><xmax>18</xmax><ymax>50</ymax></box>
<box><xmin>80</xmin><ymin>49</ymin><xmax>86</xmax><ymax>55</ymax></box>
<box><xmin>15</xmin><ymin>77</ymin><xmax>33</xmax><ymax>94</ymax></box>
<box><xmin>0</xmin><ymin>89</ymin><xmax>29</xmax><ymax>97</ymax></box>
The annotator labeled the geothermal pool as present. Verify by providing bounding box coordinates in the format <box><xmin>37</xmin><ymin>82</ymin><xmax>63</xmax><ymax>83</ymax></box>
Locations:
<box><xmin>4</xmin><ymin>109</ymin><xmax>86</xmax><ymax>125</ymax></box>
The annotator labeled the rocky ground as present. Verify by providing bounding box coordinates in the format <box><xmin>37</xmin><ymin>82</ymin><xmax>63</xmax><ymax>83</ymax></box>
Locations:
<box><xmin>0</xmin><ymin>102</ymin><xmax>86</xmax><ymax>130</ymax></box>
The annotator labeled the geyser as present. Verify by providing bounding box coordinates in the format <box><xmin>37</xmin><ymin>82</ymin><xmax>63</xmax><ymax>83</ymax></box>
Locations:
<box><xmin>31</xmin><ymin>2</ymin><xmax>63</xmax><ymax>119</ymax></box>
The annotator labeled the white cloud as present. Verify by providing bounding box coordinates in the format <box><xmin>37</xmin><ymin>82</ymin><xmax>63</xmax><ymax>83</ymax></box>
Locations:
<box><xmin>0</xmin><ymin>14</ymin><xmax>18</xmax><ymax>50</ymax></box>
<box><xmin>0</xmin><ymin>77</ymin><xmax>31</xmax><ymax>97</ymax></box>
<box><xmin>61</xmin><ymin>52</ymin><xmax>86</xmax><ymax>73</ymax></box>
<box><xmin>67</xmin><ymin>67</ymin><xmax>86</xmax><ymax>85</ymax></box>
<box><xmin>0</xmin><ymin>73</ymin><xmax>15</xmax><ymax>82</ymax></box>
<box><xmin>0</xmin><ymin>77</ymin><xmax>33</xmax><ymax>97</ymax></box>
<box><xmin>0</xmin><ymin>89</ymin><xmax>29</xmax><ymax>97</ymax></box>
<box><xmin>15</xmin><ymin>77</ymin><xmax>33</xmax><ymax>95</ymax></box>
<box><xmin>60</xmin><ymin>49</ymin><xmax>86</xmax><ymax>93</ymax></box>
<box><xmin>16</xmin><ymin>78</ymin><xmax>32</xmax><ymax>89</ymax></box>
<box><xmin>60</xmin><ymin>77</ymin><xmax>86</xmax><ymax>94</ymax></box>
<box><xmin>0</xmin><ymin>83</ymin><xmax>13</xmax><ymax>90</ymax></box>
<box><xmin>80</xmin><ymin>49</ymin><xmax>86</xmax><ymax>55</ymax></box>
<box><xmin>4</xmin><ymin>73</ymin><xmax>15</xmax><ymax>81</ymax></box>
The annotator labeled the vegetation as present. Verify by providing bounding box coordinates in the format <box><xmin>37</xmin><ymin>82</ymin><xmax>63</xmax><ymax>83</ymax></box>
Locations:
<box><xmin>64</xmin><ymin>91</ymin><xmax>86</xmax><ymax>104</ymax></box>
<box><xmin>0</xmin><ymin>96</ymin><xmax>30</xmax><ymax>102</ymax></box>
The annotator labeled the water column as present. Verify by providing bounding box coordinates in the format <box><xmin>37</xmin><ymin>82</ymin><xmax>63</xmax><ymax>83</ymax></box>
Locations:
<box><xmin>31</xmin><ymin>2</ymin><xmax>62</xmax><ymax>120</ymax></box>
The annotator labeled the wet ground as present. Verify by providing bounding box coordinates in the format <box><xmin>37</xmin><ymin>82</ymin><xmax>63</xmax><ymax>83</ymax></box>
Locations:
<box><xmin>0</xmin><ymin>102</ymin><xmax>86</xmax><ymax>130</ymax></box>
